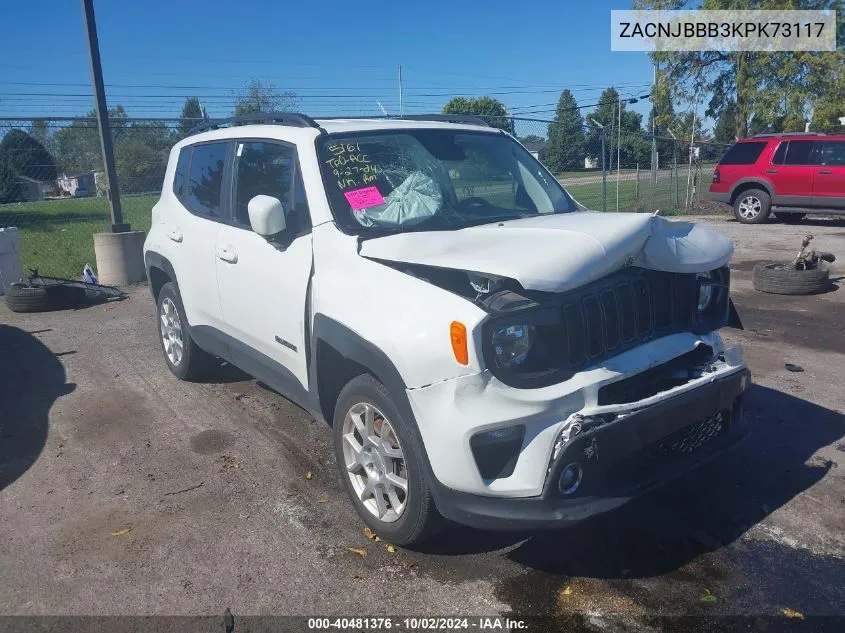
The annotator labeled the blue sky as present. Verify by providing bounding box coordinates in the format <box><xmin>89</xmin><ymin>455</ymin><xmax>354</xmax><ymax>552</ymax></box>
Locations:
<box><xmin>0</xmin><ymin>0</ymin><xmax>657</xmax><ymax>123</ymax></box>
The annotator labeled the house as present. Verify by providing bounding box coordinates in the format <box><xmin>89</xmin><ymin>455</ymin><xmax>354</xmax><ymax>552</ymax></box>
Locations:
<box><xmin>15</xmin><ymin>176</ymin><xmax>56</xmax><ymax>202</ymax></box>
<box><xmin>522</xmin><ymin>140</ymin><xmax>548</xmax><ymax>163</ymax></box>
<box><xmin>584</xmin><ymin>157</ymin><xmax>598</xmax><ymax>169</ymax></box>
<box><xmin>57</xmin><ymin>171</ymin><xmax>96</xmax><ymax>197</ymax></box>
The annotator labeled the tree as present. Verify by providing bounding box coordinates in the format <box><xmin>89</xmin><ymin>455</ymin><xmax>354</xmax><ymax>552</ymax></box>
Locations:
<box><xmin>546</xmin><ymin>90</ymin><xmax>585</xmax><ymax>173</ymax></box>
<box><xmin>232</xmin><ymin>79</ymin><xmax>298</xmax><ymax>116</ymax></box>
<box><xmin>179</xmin><ymin>97</ymin><xmax>206</xmax><ymax>137</ymax></box>
<box><xmin>712</xmin><ymin>102</ymin><xmax>737</xmax><ymax>145</ymax></box>
<box><xmin>648</xmin><ymin>69</ymin><xmax>677</xmax><ymax>166</ymax></box>
<box><xmin>442</xmin><ymin>96</ymin><xmax>512</xmax><ymax>131</ymax></box>
<box><xmin>584</xmin><ymin>87</ymin><xmax>649</xmax><ymax>169</ymax></box>
<box><xmin>635</xmin><ymin>0</ymin><xmax>845</xmax><ymax>139</ymax></box>
<box><xmin>0</xmin><ymin>153</ymin><xmax>22</xmax><ymax>203</ymax></box>
<box><xmin>53</xmin><ymin>105</ymin><xmax>128</xmax><ymax>174</ymax></box>
<box><xmin>0</xmin><ymin>129</ymin><xmax>57</xmax><ymax>182</ymax></box>
<box><xmin>810</xmin><ymin>73</ymin><xmax>845</xmax><ymax>132</ymax></box>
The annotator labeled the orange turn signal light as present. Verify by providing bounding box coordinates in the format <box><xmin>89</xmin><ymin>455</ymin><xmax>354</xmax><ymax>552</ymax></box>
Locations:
<box><xmin>450</xmin><ymin>321</ymin><xmax>468</xmax><ymax>365</ymax></box>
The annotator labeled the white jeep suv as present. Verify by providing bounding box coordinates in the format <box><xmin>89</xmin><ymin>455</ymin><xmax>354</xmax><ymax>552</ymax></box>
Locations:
<box><xmin>144</xmin><ymin>113</ymin><xmax>750</xmax><ymax>545</ymax></box>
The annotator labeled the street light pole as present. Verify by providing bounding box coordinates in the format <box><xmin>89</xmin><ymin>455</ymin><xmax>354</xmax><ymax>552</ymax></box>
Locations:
<box><xmin>81</xmin><ymin>0</ymin><xmax>127</xmax><ymax>232</ymax></box>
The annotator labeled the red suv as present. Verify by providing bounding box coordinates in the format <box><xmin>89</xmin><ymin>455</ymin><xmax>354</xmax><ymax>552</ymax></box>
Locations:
<box><xmin>710</xmin><ymin>133</ymin><xmax>845</xmax><ymax>224</ymax></box>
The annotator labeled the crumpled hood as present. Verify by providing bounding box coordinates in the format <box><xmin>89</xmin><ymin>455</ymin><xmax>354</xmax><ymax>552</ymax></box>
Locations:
<box><xmin>358</xmin><ymin>212</ymin><xmax>733</xmax><ymax>293</ymax></box>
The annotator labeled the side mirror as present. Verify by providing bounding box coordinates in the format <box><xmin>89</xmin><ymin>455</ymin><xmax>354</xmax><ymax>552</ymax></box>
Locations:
<box><xmin>248</xmin><ymin>195</ymin><xmax>286</xmax><ymax>237</ymax></box>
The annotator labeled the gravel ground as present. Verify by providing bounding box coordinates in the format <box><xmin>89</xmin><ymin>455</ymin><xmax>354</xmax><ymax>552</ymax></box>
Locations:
<box><xmin>1</xmin><ymin>215</ymin><xmax>843</xmax><ymax>632</ymax></box>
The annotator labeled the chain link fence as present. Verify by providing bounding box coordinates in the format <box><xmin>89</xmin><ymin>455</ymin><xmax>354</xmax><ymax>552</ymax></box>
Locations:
<box><xmin>0</xmin><ymin>115</ymin><xmax>731</xmax><ymax>278</ymax></box>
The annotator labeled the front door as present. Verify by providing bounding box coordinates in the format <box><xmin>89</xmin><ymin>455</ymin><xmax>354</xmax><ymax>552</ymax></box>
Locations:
<box><xmin>812</xmin><ymin>139</ymin><xmax>845</xmax><ymax>208</ymax></box>
<box><xmin>215</xmin><ymin>140</ymin><xmax>314</xmax><ymax>393</ymax></box>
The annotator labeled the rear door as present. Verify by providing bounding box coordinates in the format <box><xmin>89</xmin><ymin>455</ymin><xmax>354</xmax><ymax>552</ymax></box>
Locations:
<box><xmin>168</xmin><ymin>141</ymin><xmax>229</xmax><ymax>332</ymax></box>
<box><xmin>812</xmin><ymin>140</ymin><xmax>845</xmax><ymax>208</ymax></box>
<box><xmin>215</xmin><ymin>140</ymin><xmax>314</xmax><ymax>393</ymax></box>
<box><xmin>767</xmin><ymin>140</ymin><xmax>816</xmax><ymax>204</ymax></box>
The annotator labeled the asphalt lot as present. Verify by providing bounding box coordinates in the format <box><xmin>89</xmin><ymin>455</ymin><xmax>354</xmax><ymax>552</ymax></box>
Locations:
<box><xmin>1</xmin><ymin>215</ymin><xmax>844</xmax><ymax>632</ymax></box>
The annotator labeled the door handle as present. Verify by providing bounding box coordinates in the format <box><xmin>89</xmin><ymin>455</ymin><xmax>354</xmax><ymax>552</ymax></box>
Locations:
<box><xmin>765</xmin><ymin>169</ymin><xmax>778</xmax><ymax>174</ymax></box>
<box><xmin>217</xmin><ymin>247</ymin><xmax>238</xmax><ymax>263</ymax></box>
<box><xmin>819</xmin><ymin>169</ymin><xmax>833</xmax><ymax>175</ymax></box>
<box><xmin>166</xmin><ymin>230</ymin><xmax>183</xmax><ymax>243</ymax></box>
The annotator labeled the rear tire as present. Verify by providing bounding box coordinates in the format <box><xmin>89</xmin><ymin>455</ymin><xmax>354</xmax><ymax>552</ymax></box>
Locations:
<box><xmin>4</xmin><ymin>282</ymin><xmax>87</xmax><ymax>313</ymax></box>
<box><xmin>733</xmin><ymin>188</ymin><xmax>772</xmax><ymax>224</ymax></box>
<box><xmin>156</xmin><ymin>282</ymin><xmax>215</xmax><ymax>380</ymax></box>
<box><xmin>333</xmin><ymin>374</ymin><xmax>443</xmax><ymax>546</ymax></box>
<box><xmin>752</xmin><ymin>262</ymin><xmax>830</xmax><ymax>295</ymax></box>
<box><xmin>774</xmin><ymin>212</ymin><xmax>806</xmax><ymax>223</ymax></box>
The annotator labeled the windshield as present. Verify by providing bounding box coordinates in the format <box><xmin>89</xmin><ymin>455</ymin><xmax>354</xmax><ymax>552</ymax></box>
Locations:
<box><xmin>316</xmin><ymin>129</ymin><xmax>577</xmax><ymax>233</ymax></box>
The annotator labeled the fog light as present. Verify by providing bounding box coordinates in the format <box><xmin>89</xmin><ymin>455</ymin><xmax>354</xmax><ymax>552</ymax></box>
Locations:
<box><xmin>558</xmin><ymin>462</ymin><xmax>583</xmax><ymax>495</ymax></box>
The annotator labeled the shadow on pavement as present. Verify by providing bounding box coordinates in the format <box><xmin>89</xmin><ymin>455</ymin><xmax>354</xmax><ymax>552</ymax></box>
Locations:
<box><xmin>0</xmin><ymin>325</ymin><xmax>75</xmax><ymax>490</ymax></box>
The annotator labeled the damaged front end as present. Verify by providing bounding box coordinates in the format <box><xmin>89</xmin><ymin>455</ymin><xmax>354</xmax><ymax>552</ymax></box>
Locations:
<box><xmin>546</xmin><ymin>343</ymin><xmax>749</xmax><ymax>499</ymax></box>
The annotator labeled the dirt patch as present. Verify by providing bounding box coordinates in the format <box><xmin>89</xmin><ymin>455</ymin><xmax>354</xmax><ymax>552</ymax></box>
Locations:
<box><xmin>190</xmin><ymin>429</ymin><xmax>235</xmax><ymax>455</ymax></box>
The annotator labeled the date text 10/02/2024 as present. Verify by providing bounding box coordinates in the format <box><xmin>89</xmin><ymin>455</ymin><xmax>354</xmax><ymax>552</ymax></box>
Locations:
<box><xmin>307</xmin><ymin>617</ymin><xmax>529</xmax><ymax>630</ymax></box>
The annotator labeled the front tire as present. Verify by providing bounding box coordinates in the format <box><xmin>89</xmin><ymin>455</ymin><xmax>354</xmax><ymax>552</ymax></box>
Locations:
<box><xmin>333</xmin><ymin>374</ymin><xmax>442</xmax><ymax>546</ymax></box>
<box><xmin>156</xmin><ymin>282</ymin><xmax>214</xmax><ymax>380</ymax></box>
<box><xmin>733</xmin><ymin>188</ymin><xmax>771</xmax><ymax>224</ymax></box>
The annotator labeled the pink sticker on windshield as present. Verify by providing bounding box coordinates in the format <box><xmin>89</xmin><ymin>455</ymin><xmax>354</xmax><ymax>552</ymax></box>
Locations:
<box><xmin>344</xmin><ymin>186</ymin><xmax>385</xmax><ymax>210</ymax></box>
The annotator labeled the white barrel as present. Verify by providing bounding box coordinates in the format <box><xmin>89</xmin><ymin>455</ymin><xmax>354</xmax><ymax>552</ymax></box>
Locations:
<box><xmin>0</xmin><ymin>227</ymin><xmax>24</xmax><ymax>295</ymax></box>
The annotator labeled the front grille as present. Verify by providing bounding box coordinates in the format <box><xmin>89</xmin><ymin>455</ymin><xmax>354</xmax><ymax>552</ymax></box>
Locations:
<box><xmin>652</xmin><ymin>411</ymin><xmax>726</xmax><ymax>458</ymax></box>
<box><xmin>555</xmin><ymin>269</ymin><xmax>698</xmax><ymax>373</ymax></box>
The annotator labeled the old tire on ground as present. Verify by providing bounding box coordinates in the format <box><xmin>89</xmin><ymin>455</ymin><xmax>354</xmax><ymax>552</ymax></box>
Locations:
<box><xmin>733</xmin><ymin>188</ymin><xmax>772</xmax><ymax>224</ymax></box>
<box><xmin>4</xmin><ymin>282</ymin><xmax>87</xmax><ymax>313</ymax></box>
<box><xmin>752</xmin><ymin>261</ymin><xmax>830</xmax><ymax>295</ymax></box>
<box><xmin>774</xmin><ymin>212</ymin><xmax>806</xmax><ymax>223</ymax></box>
<box><xmin>333</xmin><ymin>373</ymin><xmax>443</xmax><ymax>547</ymax></box>
<box><xmin>156</xmin><ymin>281</ymin><xmax>216</xmax><ymax>380</ymax></box>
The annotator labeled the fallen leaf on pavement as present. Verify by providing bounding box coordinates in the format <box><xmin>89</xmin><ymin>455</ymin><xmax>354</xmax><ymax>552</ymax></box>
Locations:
<box><xmin>561</xmin><ymin>586</ymin><xmax>573</xmax><ymax>596</ymax></box>
<box><xmin>386</xmin><ymin>544</ymin><xmax>397</xmax><ymax>553</ymax></box>
<box><xmin>306</xmin><ymin>471</ymin><xmax>313</xmax><ymax>480</ymax></box>
<box><xmin>364</xmin><ymin>527</ymin><xmax>377</xmax><ymax>540</ymax></box>
<box><xmin>318</xmin><ymin>499</ymin><xmax>329</xmax><ymax>504</ymax></box>
<box><xmin>346</xmin><ymin>547</ymin><xmax>368</xmax><ymax>558</ymax></box>
<box><xmin>700</xmin><ymin>589</ymin><xmax>717</xmax><ymax>604</ymax></box>
<box><xmin>111</xmin><ymin>527</ymin><xmax>132</xmax><ymax>537</ymax></box>
<box><xmin>783</xmin><ymin>608</ymin><xmax>804</xmax><ymax>620</ymax></box>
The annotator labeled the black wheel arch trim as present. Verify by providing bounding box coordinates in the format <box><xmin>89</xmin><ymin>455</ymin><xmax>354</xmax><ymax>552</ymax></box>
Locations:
<box><xmin>729</xmin><ymin>178</ymin><xmax>774</xmax><ymax>202</ymax></box>
<box><xmin>144</xmin><ymin>251</ymin><xmax>178</xmax><ymax>298</ymax></box>
<box><xmin>309</xmin><ymin>314</ymin><xmax>451</xmax><ymax>509</ymax></box>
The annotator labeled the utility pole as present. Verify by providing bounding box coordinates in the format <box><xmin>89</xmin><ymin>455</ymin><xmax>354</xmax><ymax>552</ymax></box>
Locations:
<box><xmin>81</xmin><ymin>0</ymin><xmax>126</xmax><ymax>232</ymax></box>
<box><xmin>398</xmin><ymin>65</ymin><xmax>404</xmax><ymax>117</ymax></box>
<box><xmin>651</xmin><ymin>60</ymin><xmax>658</xmax><ymax>183</ymax></box>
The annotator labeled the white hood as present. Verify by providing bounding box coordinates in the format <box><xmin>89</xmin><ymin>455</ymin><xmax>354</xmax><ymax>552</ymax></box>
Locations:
<box><xmin>359</xmin><ymin>212</ymin><xmax>733</xmax><ymax>293</ymax></box>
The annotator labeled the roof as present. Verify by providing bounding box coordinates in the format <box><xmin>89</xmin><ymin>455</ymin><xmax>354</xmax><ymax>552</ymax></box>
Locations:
<box><xmin>740</xmin><ymin>133</ymin><xmax>845</xmax><ymax>141</ymax></box>
<box><xmin>176</xmin><ymin>115</ymin><xmax>499</xmax><ymax>148</ymax></box>
<box><xmin>522</xmin><ymin>140</ymin><xmax>548</xmax><ymax>152</ymax></box>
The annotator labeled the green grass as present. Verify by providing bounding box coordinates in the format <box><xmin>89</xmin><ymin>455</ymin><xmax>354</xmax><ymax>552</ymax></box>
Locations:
<box><xmin>0</xmin><ymin>195</ymin><xmax>156</xmax><ymax>279</ymax></box>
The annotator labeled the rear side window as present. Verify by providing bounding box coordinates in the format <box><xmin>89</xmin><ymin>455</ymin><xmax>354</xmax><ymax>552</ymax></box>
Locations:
<box><xmin>772</xmin><ymin>142</ymin><xmax>788</xmax><ymax>165</ymax></box>
<box><xmin>173</xmin><ymin>147</ymin><xmax>191</xmax><ymax>199</ymax></box>
<box><xmin>187</xmin><ymin>142</ymin><xmax>228</xmax><ymax>218</ymax></box>
<box><xmin>820</xmin><ymin>140</ymin><xmax>845</xmax><ymax>166</ymax></box>
<box><xmin>783</xmin><ymin>140</ymin><xmax>816</xmax><ymax>165</ymax></box>
<box><xmin>718</xmin><ymin>142</ymin><xmax>767</xmax><ymax>165</ymax></box>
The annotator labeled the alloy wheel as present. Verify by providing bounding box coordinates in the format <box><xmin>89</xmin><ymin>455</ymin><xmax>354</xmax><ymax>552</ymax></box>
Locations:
<box><xmin>341</xmin><ymin>402</ymin><xmax>408</xmax><ymax>522</ymax></box>
<box><xmin>160</xmin><ymin>297</ymin><xmax>184</xmax><ymax>366</ymax></box>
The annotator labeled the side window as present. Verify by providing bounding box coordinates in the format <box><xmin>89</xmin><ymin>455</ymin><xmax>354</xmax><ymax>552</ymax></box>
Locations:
<box><xmin>772</xmin><ymin>142</ymin><xmax>788</xmax><ymax>165</ymax></box>
<box><xmin>173</xmin><ymin>147</ymin><xmax>191</xmax><ymax>199</ymax></box>
<box><xmin>783</xmin><ymin>140</ymin><xmax>816</xmax><ymax>165</ymax></box>
<box><xmin>187</xmin><ymin>142</ymin><xmax>228</xmax><ymax>218</ymax></box>
<box><xmin>233</xmin><ymin>141</ymin><xmax>311</xmax><ymax>235</ymax></box>
<box><xmin>820</xmin><ymin>141</ymin><xmax>845</xmax><ymax>166</ymax></box>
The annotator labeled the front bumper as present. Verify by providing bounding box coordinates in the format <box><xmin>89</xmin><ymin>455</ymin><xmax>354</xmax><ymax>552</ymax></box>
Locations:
<box><xmin>430</xmin><ymin>367</ymin><xmax>750</xmax><ymax>530</ymax></box>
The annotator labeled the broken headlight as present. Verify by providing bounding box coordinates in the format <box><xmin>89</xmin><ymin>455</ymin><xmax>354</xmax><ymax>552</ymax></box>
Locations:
<box><xmin>492</xmin><ymin>324</ymin><xmax>535</xmax><ymax>368</ymax></box>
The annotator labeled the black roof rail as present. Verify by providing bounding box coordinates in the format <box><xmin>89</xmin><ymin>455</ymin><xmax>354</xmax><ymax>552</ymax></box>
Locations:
<box><xmin>393</xmin><ymin>114</ymin><xmax>490</xmax><ymax>127</ymax></box>
<box><xmin>750</xmin><ymin>132</ymin><xmax>826</xmax><ymax>138</ymax></box>
<box><xmin>188</xmin><ymin>112</ymin><xmax>323</xmax><ymax>135</ymax></box>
